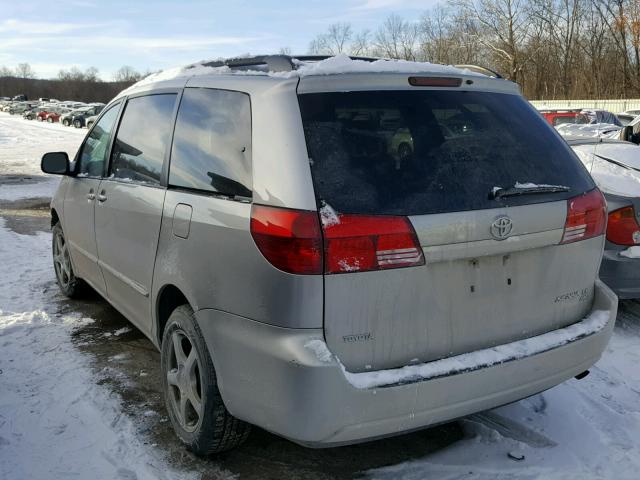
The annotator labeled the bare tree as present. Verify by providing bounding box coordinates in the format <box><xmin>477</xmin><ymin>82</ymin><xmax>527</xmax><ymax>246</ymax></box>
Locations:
<box><xmin>309</xmin><ymin>22</ymin><xmax>353</xmax><ymax>54</ymax></box>
<box><xmin>373</xmin><ymin>14</ymin><xmax>419</xmax><ymax>60</ymax></box>
<box><xmin>15</xmin><ymin>63</ymin><xmax>35</xmax><ymax>79</ymax></box>
<box><xmin>113</xmin><ymin>65</ymin><xmax>142</xmax><ymax>82</ymax></box>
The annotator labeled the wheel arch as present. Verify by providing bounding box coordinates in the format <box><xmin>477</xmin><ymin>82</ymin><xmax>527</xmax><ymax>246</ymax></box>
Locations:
<box><xmin>51</xmin><ymin>208</ymin><xmax>60</xmax><ymax>228</ymax></box>
<box><xmin>155</xmin><ymin>284</ymin><xmax>193</xmax><ymax>346</ymax></box>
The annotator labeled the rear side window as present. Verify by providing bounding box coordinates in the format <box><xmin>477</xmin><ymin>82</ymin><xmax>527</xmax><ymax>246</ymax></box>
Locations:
<box><xmin>298</xmin><ymin>91</ymin><xmax>595</xmax><ymax>216</ymax></box>
<box><xmin>110</xmin><ymin>94</ymin><xmax>177</xmax><ymax>184</ymax></box>
<box><xmin>169</xmin><ymin>88</ymin><xmax>252</xmax><ymax>198</ymax></box>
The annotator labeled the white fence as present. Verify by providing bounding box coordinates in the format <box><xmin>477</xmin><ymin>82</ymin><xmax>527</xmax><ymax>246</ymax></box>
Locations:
<box><xmin>529</xmin><ymin>99</ymin><xmax>640</xmax><ymax>113</ymax></box>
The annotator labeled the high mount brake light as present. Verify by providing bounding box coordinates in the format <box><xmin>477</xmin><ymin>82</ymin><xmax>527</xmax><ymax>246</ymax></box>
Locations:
<box><xmin>322</xmin><ymin>214</ymin><xmax>424</xmax><ymax>274</ymax></box>
<box><xmin>408</xmin><ymin>77</ymin><xmax>462</xmax><ymax>87</ymax></box>
<box><xmin>560</xmin><ymin>189</ymin><xmax>607</xmax><ymax>244</ymax></box>
<box><xmin>607</xmin><ymin>206</ymin><xmax>640</xmax><ymax>246</ymax></box>
<box><xmin>250</xmin><ymin>205</ymin><xmax>425</xmax><ymax>275</ymax></box>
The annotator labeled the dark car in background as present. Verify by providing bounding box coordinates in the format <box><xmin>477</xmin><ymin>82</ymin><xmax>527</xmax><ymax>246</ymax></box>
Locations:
<box><xmin>72</xmin><ymin>104</ymin><xmax>105</xmax><ymax>128</ymax></box>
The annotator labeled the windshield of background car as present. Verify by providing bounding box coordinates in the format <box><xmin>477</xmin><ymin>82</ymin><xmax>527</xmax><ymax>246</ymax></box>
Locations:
<box><xmin>298</xmin><ymin>90</ymin><xmax>595</xmax><ymax>215</ymax></box>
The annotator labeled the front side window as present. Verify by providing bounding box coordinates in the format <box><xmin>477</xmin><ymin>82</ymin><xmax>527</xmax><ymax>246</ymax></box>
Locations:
<box><xmin>78</xmin><ymin>103</ymin><xmax>120</xmax><ymax>177</ymax></box>
<box><xmin>169</xmin><ymin>88</ymin><xmax>252</xmax><ymax>198</ymax></box>
<box><xmin>110</xmin><ymin>94</ymin><xmax>177</xmax><ymax>184</ymax></box>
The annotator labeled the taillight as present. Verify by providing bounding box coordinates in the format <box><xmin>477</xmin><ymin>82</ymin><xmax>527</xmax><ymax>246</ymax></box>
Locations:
<box><xmin>323</xmin><ymin>214</ymin><xmax>424</xmax><ymax>274</ymax></box>
<box><xmin>560</xmin><ymin>189</ymin><xmax>607</xmax><ymax>244</ymax></box>
<box><xmin>607</xmin><ymin>206</ymin><xmax>640</xmax><ymax>245</ymax></box>
<box><xmin>250</xmin><ymin>205</ymin><xmax>322</xmax><ymax>274</ymax></box>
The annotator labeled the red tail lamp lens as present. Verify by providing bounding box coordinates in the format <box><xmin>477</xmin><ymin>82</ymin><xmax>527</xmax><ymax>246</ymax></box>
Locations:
<box><xmin>561</xmin><ymin>189</ymin><xmax>607</xmax><ymax>244</ymax></box>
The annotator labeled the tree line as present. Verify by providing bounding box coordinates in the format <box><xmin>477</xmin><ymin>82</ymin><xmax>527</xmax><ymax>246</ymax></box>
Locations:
<box><xmin>0</xmin><ymin>65</ymin><xmax>145</xmax><ymax>103</ymax></box>
<box><xmin>308</xmin><ymin>0</ymin><xmax>640</xmax><ymax>100</ymax></box>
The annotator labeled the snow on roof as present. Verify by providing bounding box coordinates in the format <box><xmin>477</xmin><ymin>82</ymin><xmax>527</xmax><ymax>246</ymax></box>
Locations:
<box><xmin>125</xmin><ymin>54</ymin><xmax>485</xmax><ymax>92</ymax></box>
<box><xmin>277</xmin><ymin>53</ymin><xmax>485</xmax><ymax>78</ymax></box>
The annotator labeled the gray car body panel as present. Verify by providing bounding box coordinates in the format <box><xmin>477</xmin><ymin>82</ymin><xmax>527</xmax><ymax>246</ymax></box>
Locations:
<box><xmin>195</xmin><ymin>279</ymin><xmax>616</xmax><ymax>446</ymax></box>
<box><xmin>49</xmin><ymin>66</ymin><xmax>617</xmax><ymax>446</ymax></box>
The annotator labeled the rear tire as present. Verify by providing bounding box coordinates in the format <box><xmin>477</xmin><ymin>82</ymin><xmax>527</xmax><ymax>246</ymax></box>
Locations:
<box><xmin>47</xmin><ymin>117</ymin><xmax>53</xmax><ymax>123</ymax></box>
<box><xmin>73</xmin><ymin>119</ymin><xmax>82</xmax><ymax>128</ymax></box>
<box><xmin>161</xmin><ymin>305</ymin><xmax>251</xmax><ymax>455</ymax></box>
<box><xmin>52</xmin><ymin>222</ymin><xmax>87</xmax><ymax>298</ymax></box>
<box><xmin>62</xmin><ymin>119</ymin><xmax>70</xmax><ymax>126</ymax></box>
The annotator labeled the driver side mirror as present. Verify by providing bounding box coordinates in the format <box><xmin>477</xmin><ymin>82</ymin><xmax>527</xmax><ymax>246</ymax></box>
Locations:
<box><xmin>41</xmin><ymin>152</ymin><xmax>70</xmax><ymax>175</ymax></box>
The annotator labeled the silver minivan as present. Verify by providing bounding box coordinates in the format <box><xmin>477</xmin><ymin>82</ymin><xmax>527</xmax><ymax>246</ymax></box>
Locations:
<box><xmin>42</xmin><ymin>55</ymin><xmax>618</xmax><ymax>454</ymax></box>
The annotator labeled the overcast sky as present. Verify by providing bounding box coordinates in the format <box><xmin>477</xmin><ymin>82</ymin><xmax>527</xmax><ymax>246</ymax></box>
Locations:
<box><xmin>0</xmin><ymin>0</ymin><xmax>437</xmax><ymax>80</ymax></box>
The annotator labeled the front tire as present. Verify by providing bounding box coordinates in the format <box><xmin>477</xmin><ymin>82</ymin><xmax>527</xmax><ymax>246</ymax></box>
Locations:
<box><xmin>52</xmin><ymin>223</ymin><xmax>86</xmax><ymax>298</ymax></box>
<box><xmin>161</xmin><ymin>305</ymin><xmax>251</xmax><ymax>455</ymax></box>
<box><xmin>73</xmin><ymin>119</ymin><xmax>82</xmax><ymax>128</ymax></box>
<box><xmin>47</xmin><ymin>117</ymin><xmax>53</xmax><ymax>123</ymax></box>
<box><xmin>62</xmin><ymin>119</ymin><xmax>70</xmax><ymax>126</ymax></box>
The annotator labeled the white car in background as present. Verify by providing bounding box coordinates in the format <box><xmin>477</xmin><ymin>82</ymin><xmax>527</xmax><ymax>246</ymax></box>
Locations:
<box><xmin>570</xmin><ymin>138</ymin><xmax>640</xmax><ymax>298</ymax></box>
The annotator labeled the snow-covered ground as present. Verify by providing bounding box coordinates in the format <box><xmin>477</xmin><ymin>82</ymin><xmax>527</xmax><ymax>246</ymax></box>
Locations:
<box><xmin>1</xmin><ymin>112</ymin><xmax>640</xmax><ymax>479</ymax></box>
<box><xmin>0</xmin><ymin>113</ymin><xmax>198</xmax><ymax>480</ymax></box>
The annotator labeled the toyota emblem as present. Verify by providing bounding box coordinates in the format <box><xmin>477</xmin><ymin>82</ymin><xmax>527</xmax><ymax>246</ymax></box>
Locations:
<box><xmin>491</xmin><ymin>216</ymin><xmax>513</xmax><ymax>240</ymax></box>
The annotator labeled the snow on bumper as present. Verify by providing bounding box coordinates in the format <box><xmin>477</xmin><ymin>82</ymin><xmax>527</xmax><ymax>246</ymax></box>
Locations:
<box><xmin>195</xmin><ymin>279</ymin><xmax>617</xmax><ymax>447</ymax></box>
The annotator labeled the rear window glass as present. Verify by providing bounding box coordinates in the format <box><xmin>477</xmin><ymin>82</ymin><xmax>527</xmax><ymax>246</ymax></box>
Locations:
<box><xmin>298</xmin><ymin>91</ymin><xmax>594</xmax><ymax>216</ymax></box>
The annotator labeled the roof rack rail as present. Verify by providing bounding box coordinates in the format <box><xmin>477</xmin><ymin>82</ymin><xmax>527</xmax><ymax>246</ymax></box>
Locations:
<box><xmin>197</xmin><ymin>54</ymin><xmax>380</xmax><ymax>73</ymax></box>
<box><xmin>454</xmin><ymin>65</ymin><xmax>503</xmax><ymax>78</ymax></box>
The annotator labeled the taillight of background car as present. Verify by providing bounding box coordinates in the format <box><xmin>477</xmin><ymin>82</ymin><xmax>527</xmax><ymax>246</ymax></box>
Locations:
<box><xmin>607</xmin><ymin>206</ymin><xmax>640</xmax><ymax>246</ymax></box>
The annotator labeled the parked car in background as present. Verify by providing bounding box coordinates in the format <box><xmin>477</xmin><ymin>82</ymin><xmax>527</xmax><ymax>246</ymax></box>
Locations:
<box><xmin>23</xmin><ymin>107</ymin><xmax>43</xmax><ymax>120</ymax></box>
<box><xmin>72</xmin><ymin>104</ymin><xmax>104</xmax><ymax>128</ymax></box>
<box><xmin>617</xmin><ymin>113</ymin><xmax>637</xmax><ymax>126</ymax></box>
<box><xmin>539</xmin><ymin>108</ymin><xmax>584</xmax><ymax>126</ymax></box>
<box><xmin>45</xmin><ymin>107</ymin><xmax>72</xmax><ymax>123</ymax></box>
<box><xmin>41</xmin><ymin>54</ymin><xmax>616</xmax><ymax>454</ymax></box>
<box><xmin>623</xmin><ymin>109</ymin><xmax>640</xmax><ymax>117</ymax></box>
<box><xmin>9</xmin><ymin>102</ymin><xmax>36</xmax><ymax>115</ymax></box>
<box><xmin>571</xmin><ymin>138</ymin><xmax>640</xmax><ymax>298</ymax></box>
<box><xmin>60</xmin><ymin>107</ymin><xmax>90</xmax><ymax>126</ymax></box>
<box><xmin>85</xmin><ymin>114</ymin><xmax>97</xmax><ymax>129</ymax></box>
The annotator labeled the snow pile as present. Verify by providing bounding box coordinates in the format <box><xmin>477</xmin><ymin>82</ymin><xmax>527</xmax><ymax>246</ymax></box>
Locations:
<box><xmin>304</xmin><ymin>339</ymin><xmax>334</xmax><ymax>363</ymax></box>
<box><xmin>306</xmin><ymin>309</ymin><xmax>610</xmax><ymax>390</ymax></box>
<box><xmin>0</xmin><ymin>113</ymin><xmax>84</xmax><ymax>201</ymax></box>
<box><xmin>513</xmin><ymin>182</ymin><xmax>568</xmax><ymax>189</ymax></box>
<box><xmin>124</xmin><ymin>63</ymin><xmax>234</xmax><ymax>91</ymax></box>
<box><xmin>620</xmin><ymin>246</ymin><xmax>640</xmax><ymax>258</ymax></box>
<box><xmin>319</xmin><ymin>201</ymin><xmax>340</xmax><ymax>227</ymax></box>
<box><xmin>556</xmin><ymin>122</ymin><xmax>621</xmax><ymax>138</ymax></box>
<box><xmin>124</xmin><ymin>54</ymin><xmax>484</xmax><ymax>92</ymax></box>
<box><xmin>281</xmin><ymin>53</ymin><xmax>483</xmax><ymax>78</ymax></box>
<box><xmin>0</xmin><ymin>217</ymin><xmax>196</xmax><ymax>480</ymax></box>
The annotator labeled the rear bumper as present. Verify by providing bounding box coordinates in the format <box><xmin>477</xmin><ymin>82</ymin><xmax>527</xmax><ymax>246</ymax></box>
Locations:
<box><xmin>600</xmin><ymin>249</ymin><xmax>640</xmax><ymax>299</ymax></box>
<box><xmin>195</xmin><ymin>279</ymin><xmax>617</xmax><ymax>447</ymax></box>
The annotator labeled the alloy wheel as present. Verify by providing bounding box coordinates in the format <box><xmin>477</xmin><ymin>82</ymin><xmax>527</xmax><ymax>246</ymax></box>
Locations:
<box><xmin>166</xmin><ymin>330</ymin><xmax>203</xmax><ymax>433</ymax></box>
<box><xmin>53</xmin><ymin>230</ymin><xmax>72</xmax><ymax>289</ymax></box>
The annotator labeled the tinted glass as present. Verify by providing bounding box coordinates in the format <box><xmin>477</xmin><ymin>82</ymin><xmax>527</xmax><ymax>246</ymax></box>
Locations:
<box><xmin>78</xmin><ymin>104</ymin><xmax>120</xmax><ymax>177</ymax></box>
<box><xmin>169</xmin><ymin>88</ymin><xmax>252</xmax><ymax>197</ymax></box>
<box><xmin>299</xmin><ymin>91</ymin><xmax>595</xmax><ymax>216</ymax></box>
<box><xmin>110</xmin><ymin>94</ymin><xmax>177</xmax><ymax>184</ymax></box>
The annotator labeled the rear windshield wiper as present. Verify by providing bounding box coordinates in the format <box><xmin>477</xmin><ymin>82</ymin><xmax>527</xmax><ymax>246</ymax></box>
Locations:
<box><xmin>489</xmin><ymin>184</ymin><xmax>570</xmax><ymax>200</ymax></box>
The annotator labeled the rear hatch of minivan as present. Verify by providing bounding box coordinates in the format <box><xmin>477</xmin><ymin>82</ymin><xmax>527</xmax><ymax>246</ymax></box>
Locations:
<box><xmin>297</xmin><ymin>73</ymin><xmax>606</xmax><ymax>373</ymax></box>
